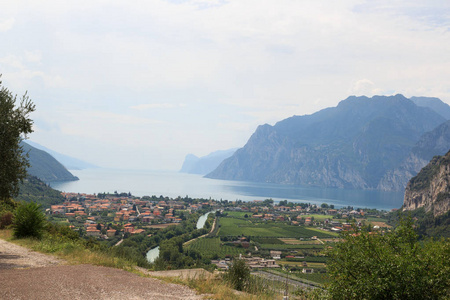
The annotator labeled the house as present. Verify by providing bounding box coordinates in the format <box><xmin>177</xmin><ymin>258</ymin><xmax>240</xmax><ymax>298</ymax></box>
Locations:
<box><xmin>106</xmin><ymin>229</ymin><xmax>116</xmax><ymax>237</ymax></box>
<box><xmin>270</xmin><ymin>250</ymin><xmax>282</xmax><ymax>260</ymax></box>
<box><xmin>302</xmin><ymin>268</ymin><xmax>314</xmax><ymax>274</ymax></box>
<box><xmin>132</xmin><ymin>229</ymin><xmax>145</xmax><ymax>235</ymax></box>
<box><xmin>211</xmin><ymin>260</ymin><xmax>229</xmax><ymax>270</ymax></box>
<box><xmin>86</xmin><ymin>229</ymin><xmax>101</xmax><ymax>237</ymax></box>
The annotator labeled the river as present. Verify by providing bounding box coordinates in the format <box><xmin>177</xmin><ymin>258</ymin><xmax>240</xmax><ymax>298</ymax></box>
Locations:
<box><xmin>146</xmin><ymin>211</ymin><xmax>213</xmax><ymax>263</ymax></box>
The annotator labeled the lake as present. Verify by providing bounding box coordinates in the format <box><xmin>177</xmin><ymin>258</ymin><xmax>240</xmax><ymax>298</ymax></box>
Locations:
<box><xmin>50</xmin><ymin>168</ymin><xmax>404</xmax><ymax>210</ymax></box>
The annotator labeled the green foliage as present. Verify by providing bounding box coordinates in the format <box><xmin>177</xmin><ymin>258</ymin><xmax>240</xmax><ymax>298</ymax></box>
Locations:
<box><xmin>408</xmin><ymin>154</ymin><xmax>448</xmax><ymax>191</ymax></box>
<box><xmin>218</xmin><ymin>216</ymin><xmax>334</xmax><ymax>238</ymax></box>
<box><xmin>0</xmin><ymin>211</ymin><xmax>14</xmax><ymax>229</ymax></box>
<box><xmin>0</xmin><ymin>79</ymin><xmax>35</xmax><ymax>201</ymax></box>
<box><xmin>21</xmin><ymin>142</ymin><xmax>78</xmax><ymax>183</ymax></box>
<box><xmin>252</xmin><ymin>237</ymin><xmax>285</xmax><ymax>244</ymax></box>
<box><xmin>186</xmin><ymin>237</ymin><xmax>246</xmax><ymax>259</ymax></box>
<box><xmin>13</xmin><ymin>201</ymin><xmax>46</xmax><ymax>239</ymax></box>
<box><xmin>224</xmin><ymin>258</ymin><xmax>251</xmax><ymax>291</ymax></box>
<box><xmin>326</xmin><ymin>217</ymin><xmax>450</xmax><ymax>299</ymax></box>
<box><xmin>15</xmin><ymin>176</ymin><xmax>65</xmax><ymax>208</ymax></box>
<box><xmin>388</xmin><ymin>208</ymin><xmax>450</xmax><ymax>239</ymax></box>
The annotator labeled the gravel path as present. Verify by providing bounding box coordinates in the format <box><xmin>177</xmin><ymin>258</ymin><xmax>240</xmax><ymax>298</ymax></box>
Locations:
<box><xmin>0</xmin><ymin>239</ymin><xmax>204</xmax><ymax>300</ymax></box>
<box><xmin>0</xmin><ymin>238</ymin><xmax>62</xmax><ymax>269</ymax></box>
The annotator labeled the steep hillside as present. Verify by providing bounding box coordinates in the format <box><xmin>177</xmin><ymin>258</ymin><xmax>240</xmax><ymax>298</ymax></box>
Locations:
<box><xmin>26</xmin><ymin>140</ymin><xmax>97</xmax><ymax>170</ymax></box>
<box><xmin>15</xmin><ymin>176</ymin><xmax>65</xmax><ymax>208</ymax></box>
<box><xmin>21</xmin><ymin>142</ymin><xmax>79</xmax><ymax>183</ymax></box>
<box><xmin>403</xmin><ymin>151</ymin><xmax>450</xmax><ymax>217</ymax></box>
<box><xmin>180</xmin><ymin>148</ymin><xmax>237</xmax><ymax>175</ymax></box>
<box><xmin>206</xmin><ymin>95</ymin><xmax>446</xmax><ymax>190</ymax></box>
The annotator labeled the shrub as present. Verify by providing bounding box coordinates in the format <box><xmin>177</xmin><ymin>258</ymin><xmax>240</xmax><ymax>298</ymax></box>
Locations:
<box><xmin>224</xmin><ymin>258</ymin><xmax>250</xmax><ymax>291</ymax></box>
<box><xmin>13</xmin><ymin>201</ymin><xmax>46</xmax><ymax>239</ymax></box>
<box><xmin>0</xmin><ymin>211</ymin><xmax>14</xmax><ymax>228</ymax></box>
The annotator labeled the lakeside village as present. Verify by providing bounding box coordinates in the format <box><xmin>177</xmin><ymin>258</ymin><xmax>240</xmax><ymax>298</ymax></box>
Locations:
<box><xmin>48</xmin><ymin>192</ymin><xmax>394</xmax><ymax>273</ymax></box>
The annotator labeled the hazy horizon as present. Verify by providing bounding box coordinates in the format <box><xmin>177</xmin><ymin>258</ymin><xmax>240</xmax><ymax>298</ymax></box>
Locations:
<box><xmin>2</xmin><ymin>1</ymin><xmax>449</xmax><ymax>170</ymax></box>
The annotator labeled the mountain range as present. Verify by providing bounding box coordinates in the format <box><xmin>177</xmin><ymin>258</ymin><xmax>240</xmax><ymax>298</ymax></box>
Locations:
<box><xmin>180</xmin><ymin>148</ymin><xmax>237</xmax><ymax>175</ymax></box>
<box><xmin>206</xmin><ymin>95</ymin><xmax>450</xmax><ymax>191</ymax></box>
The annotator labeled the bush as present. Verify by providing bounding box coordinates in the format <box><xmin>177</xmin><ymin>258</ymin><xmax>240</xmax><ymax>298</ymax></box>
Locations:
<box><xmin>224</xmin><ymin>258</ymin><xmax>250</xmax><ymax>291</ymax></box>
<box><xmin>0</xmin><ymin>211</ymin><xmax>14</xmax><ymax>228</ymax></box>
<box><xmin>326</xmin><ymin>217</ymin><xmax>450</xmax><ymax>299</ymax></box>
<box><xmin>13</xmin><ymin>201</ymin><xmax>46</xmax><ymax>239</ymax></box>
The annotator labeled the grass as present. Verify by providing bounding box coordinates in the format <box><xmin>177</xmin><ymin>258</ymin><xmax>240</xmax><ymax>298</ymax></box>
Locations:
<box><xmin>278</xmin><ymin>261</ymin><xmax>326</xmax><ymax>268</ymax></box>
<box><xmin>292</xmin><ymin>271</ymin><xmax>329</xmax><ymax>285</ymax></box>
<box><xmin>259</xmin><ymin>243</ymin><xmax>325</xmax><ymax>250</ymax></box>
<box><xmin>279</xmin><ymin>238</ymin><xmax>322</xmax><ymax>245</ymax></box>
<box><xmin>298</xmin><ymin>214</ymin><xmax>330</xmax><ymax>221</ymax></box>
<box><xmin>186</xmin><ymin>237</ymin><xmax>246</xmax><ymax>259</ymax></box>
<box><xmin>218</xmin><ymin>217</ymin><xmax>335</xmax><ymax>238</ymax></box>
<box><xmin>226</xmin><ymin>211</ymin><xmax>251</xmax><ymax>218</ymax></box>
<box><xmin>158</xmin><ymin>272</ymin><xmax>288</xmax><ymax>299</ymax></box>
<box><xmin>0</xmin><ymin>229</ymin><xmax>138</xmax><ymax>270</ymax></box>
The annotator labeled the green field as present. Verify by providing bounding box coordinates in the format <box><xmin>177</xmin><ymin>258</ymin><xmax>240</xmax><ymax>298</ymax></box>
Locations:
<box><xmin>298</xmin><ymin>214</ymin><xmax>330</xmax><ymax>221</ymax></box>
<box><xmin>259</xmin><ymin>244</ymin><xmax>325</xmax><ymax>250</ymax></box>
<box><xmin>186</xmin><ymin>237</ymin><xmax>246</xmax><ymax>259</ymax></box>
<box><xmin>217</xmin><ymin>217</ymin><xmax>335</xmax><ymax>238</ymax></box>
<box><xmin>225</xmin><ymin>211</ymin><xmax>249</xmax><ymax>218</ymax></box>
<box><xmin>366</xmin><ymin>217</ymin><xmax>388</xmax><ymax>222</ymax></box>
<box><xmin>293</xmin><ymin>271</ymin><xmax>329</xmax><ymax>285</ymax></box>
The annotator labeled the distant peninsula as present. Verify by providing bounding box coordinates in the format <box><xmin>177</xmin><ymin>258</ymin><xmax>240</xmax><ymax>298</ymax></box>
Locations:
<box><xmin>22</xmin><ymin>141</ymin><xmax>79</xmax><ymax>183</ymax></box>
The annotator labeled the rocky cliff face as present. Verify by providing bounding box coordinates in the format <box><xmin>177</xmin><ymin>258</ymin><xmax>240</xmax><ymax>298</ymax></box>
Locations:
<box><xmin>207</xmin><ymin>95</ymin><xmax>447</xmax><ymax>190</ymax></box>
<box><xmin>403</xmin><ymin>153</ymin><xmax>450</xmax><ymax>217</ymax></box>
<box><xmin>378</xmin><ymin>120</ymin><xmax>450</xmax><ymax>191</ymax></box>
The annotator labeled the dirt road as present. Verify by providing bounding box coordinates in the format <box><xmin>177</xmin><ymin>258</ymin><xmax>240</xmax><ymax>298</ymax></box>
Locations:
<box><xmin>0</xmin><ymin>239</ymin><xmax>204</xmax><ymax>300</ymax></box>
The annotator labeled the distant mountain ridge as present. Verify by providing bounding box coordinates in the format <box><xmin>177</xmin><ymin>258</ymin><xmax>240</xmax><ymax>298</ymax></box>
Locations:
<box><xmin>21</xmin><ymin>141</ymin><xmax>79</xmax><ymax>183</ymax></box>
<box><xmin>26</xmin><ymin>140</ymin><xmax>97</xmax><ymax>170</ymax></box>
<box><xmin>206</xmin><ymin>95</ymin><xmax>450</xmax><ymax>191</ymax></box>
<box><xmin>379</xmin><ymin>120</ymin><xmax>450</xmax><ymax>191</ymax></box>
<box><xmin>180</xmin><ymin>148</ymin><xmax>237</xmax><ymax>175</ymax></box>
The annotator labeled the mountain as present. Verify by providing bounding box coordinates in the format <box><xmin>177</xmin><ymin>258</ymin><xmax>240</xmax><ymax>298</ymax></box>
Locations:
<box><xmin>410</xmin><ymin>96</ymin><xmax>450</xmax><ymax>120</ymax></box>
<box><xmin>25</xmin><ymin>140</ymin><xmax>97</xmax><ymax>170</ymax></box>
<box><xmin>403</xmin><ymin>151</ymin><xmax>450</xmax><ymax>217</ymax></box>
<box><xmin>21</xmin><ymin>141</ymin><xmax>79</xmax><ymax>182</ymax></box>
<box><xmin>378</xmin><ymin>120</ymin><xmax>450</xmax><ymax>191</ymax></box>
<box><xmin>206</xmin><ymin>95</ymin><xmax>446</xmax><ymax>190</ymax></box>
<box><xmin>15</xmin><ymin>176</ymin><xmax>65</xmax><ymax>208</ymax></box>
<box><xmin>180</xmin><ymin>148</ymin><xmax>237</xmax><ymax>175</ymax></box>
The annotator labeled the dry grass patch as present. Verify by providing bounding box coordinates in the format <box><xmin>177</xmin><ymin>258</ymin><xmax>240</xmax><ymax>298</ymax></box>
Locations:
<box><xmin>280</xmin><ymin>238</ymin><xmax>321</xmax><ymax>245</ymax></box>
<box><xmin>157</xmin><ymin>274</ymin><xmax>283</xmax><ymax>300</ymax></box>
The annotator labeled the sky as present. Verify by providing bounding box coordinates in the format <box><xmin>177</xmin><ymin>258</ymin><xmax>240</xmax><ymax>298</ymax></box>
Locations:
<box><xmin>1</xmin><ymin>0</ymin><xmax>450</xmax><ymax>170</ymax></box>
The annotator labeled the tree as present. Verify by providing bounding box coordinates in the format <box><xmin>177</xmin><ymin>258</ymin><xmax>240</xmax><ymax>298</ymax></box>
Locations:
<box><xmin>13</xmin><ymin>201</ymin><xmax>46</xmax><ymax>239</ymax></box>
<box><xmin>0</xmin><ymin>79</ymin><xmax>35</xmax><ymax>201</ymax></box>
<box><xmin>326</xmin><ymin>218</ymin><xmax>450</xmax><ymax>299</ymax></box>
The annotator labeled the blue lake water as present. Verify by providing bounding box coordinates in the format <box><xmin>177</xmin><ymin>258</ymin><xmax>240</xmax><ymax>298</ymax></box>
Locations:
<box><xmin>50</xmin><ymin>168</ymin><xmax>403</xmax><ymax>210</ymax></box>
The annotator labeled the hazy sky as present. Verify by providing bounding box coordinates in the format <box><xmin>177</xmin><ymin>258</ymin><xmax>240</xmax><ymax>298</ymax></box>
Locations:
<box><xmin>1</xmin><ymin>0</ymin><xmax>450</xmax><ymax>170</ymax></box>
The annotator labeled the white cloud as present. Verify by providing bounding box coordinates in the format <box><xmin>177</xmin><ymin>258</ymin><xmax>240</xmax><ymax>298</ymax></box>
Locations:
<box><xmin>131</xmin><ymin>103</ymin><xmax>186</xmax><ymax>110</ymax></box>
<box><xmin>349</xmin><ymin>79</ymin><xmax>384</xmax><ymax>97</ymax></box>
<box><xmin>24</xmin><ymin>51</ymin><xmax>42</xmax><ymax>63</ymax></box>
<box><xmin>0</xmin><ymin>17</ymin><xmax>14</xmax><ymax>32</ymax></box>
<box><xmin>1</xmin><ymin>0</ymin><xmax>450</xmax><ymax>170</ymax></box>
